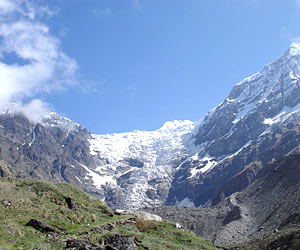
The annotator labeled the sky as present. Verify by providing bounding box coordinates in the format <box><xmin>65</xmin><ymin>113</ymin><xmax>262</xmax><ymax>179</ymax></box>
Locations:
<box><xmin>1</xmin><ymin>0</ymin><xmax>300</xmax><ymax>133</ymax></box>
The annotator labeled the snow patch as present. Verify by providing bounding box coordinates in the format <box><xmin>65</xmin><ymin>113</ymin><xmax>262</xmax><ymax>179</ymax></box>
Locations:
<box><xmin>75</xmin><ymin>176</ymin><xmax>82</xmax><ymax>184</ymax></box>
<box><xmin>175</xmin><ymin>197</ymin><xmax>195</xmax><ymax>207</ymax></box>
<box><xmin>79</xmin><ymin>164</ymin><xmax>116</xmax><ymax>188</ymax></box>
<box><xmin>263</xmin><ymin>118</ymin><xmax>274</xmax><ymax>125</ymax></box>
<box><xmin>188</xmin><ymin>155</ymin><xmax>217</xmax><ymax>178</ymax></box>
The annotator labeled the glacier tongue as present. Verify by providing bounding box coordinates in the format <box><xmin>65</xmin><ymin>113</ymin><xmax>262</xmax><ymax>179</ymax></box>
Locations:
<box><xmin>87</xmin><ymin>120</ymin><xmax>197</xmax><ymax>209</ymax></box>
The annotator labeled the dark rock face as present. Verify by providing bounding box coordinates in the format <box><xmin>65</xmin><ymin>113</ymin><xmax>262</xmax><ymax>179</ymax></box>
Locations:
<box><xmin>0</xmin><ymin>112</ymin><xmax>106</xmax><ymax>200</ymax></box>
<box><xmin>105</xmin><ymin>235</ymin><xmax>137</xmax><ymax>250</ymax></box>
<box><xmin>26</xmin><ymin>219</ymin><xmax>61</xmax><ymax>233</ymax></box>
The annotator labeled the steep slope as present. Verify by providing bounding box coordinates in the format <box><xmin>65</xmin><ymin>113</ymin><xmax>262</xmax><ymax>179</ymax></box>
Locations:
<box><xmin>167</xmin><ymin>43</ymin><xmax>300</xmax><ymax>207</ymax></box>
<box><xmin>0</xmin><ymin>111</ymin><xmax>107</xmax><ymax>199</ymax></box>
<box><xmin>145</xmin><ymin>154</ymin><xmax>300</xmax><ymax>247</ymax></box>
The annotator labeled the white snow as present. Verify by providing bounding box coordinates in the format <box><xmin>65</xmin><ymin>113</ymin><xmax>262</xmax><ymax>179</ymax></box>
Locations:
<box><xmin>288</xmin><ymin>43</ymin><xmax>300</xmax><ymax>56</ymax></box>
<box><xmin>79</xmin><ymin>163</ymin><xmax>117</xmax><ymax>188</ymax></box>
<box><xmin>29</xmin><ymin>124</ymin><xmax>37</xmax><ymax>146</ymax></box>
<box><xmin>263</xmin><ymin>118</ymin><xmax>274</xmax><ymax>125</ymax></box>
<box><xmin>175</xmin><ymin>197</ymin><xmax>195</xmax><ymax>207</ymax></box>
<box><xmin>75</xmin><ymin>176</ymin><xmax>82</xmax><ymax>184</ymax></box>
<box><xmin>188</xmin><ymin>154</ymin><xmax>217</xmax><ymax>178</ymax></box>
<box><xmin>88</xmin><ymin>120</ymin><xmax>195</xmax><ymax>162</ymax></box>
<box><xmin>40</xmin><ymin>111</ymin><xmax>81</xmax><ymax>131</ymax></box>
<box><xmin>87</xmin><ymin>119</ymin><xmax>198</xmax><ymax>208</ymax></box>
<box><xmin>262</xmin><ymin>102</ymin><xmax>300</xmax><ymax>127</ymax></box>
<box><xmin>232</xmin><ymin>101</ymin><xmax>255</xmax><ymax>124</ymax></box>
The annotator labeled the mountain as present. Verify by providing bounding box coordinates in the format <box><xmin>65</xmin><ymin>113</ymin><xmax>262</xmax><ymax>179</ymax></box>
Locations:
<box><xmin>1</xmin><ymin>43</ymin><xmax>300</xmax><ymax>214</ymax></box>
<box><xmin>0</xmin><ymin>110</ymin><xmax>198</xmax><ymax>209</ymax></box>
<box><xmin>167</xmin><ymin>43</ymin><xmax>300</xmax><ymax>207</ymax></box>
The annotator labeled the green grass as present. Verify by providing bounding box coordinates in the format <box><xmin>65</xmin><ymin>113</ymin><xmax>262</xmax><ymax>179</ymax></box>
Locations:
<box><xmin>0</xmin><ymin>177</ymin><xmax>217</xmax><ymax>250</ymax></box>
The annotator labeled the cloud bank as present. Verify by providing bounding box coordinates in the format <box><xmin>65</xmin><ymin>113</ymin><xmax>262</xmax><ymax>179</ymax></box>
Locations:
<box><xmin>0</xmin><ymin>0</ymin><xmax>77</xmax><ymax>122</ymax></box>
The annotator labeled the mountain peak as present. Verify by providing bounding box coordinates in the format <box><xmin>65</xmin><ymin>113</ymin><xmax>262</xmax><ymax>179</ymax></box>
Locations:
<box><xmin>158</xmin><ymin>120</ymin><xmax>194</xmax><ymax>131</ymax></box>
<box><xmin>288</xmin><ymin>42</ymin><xmax>300</xmax><ymax>56</ymax></box>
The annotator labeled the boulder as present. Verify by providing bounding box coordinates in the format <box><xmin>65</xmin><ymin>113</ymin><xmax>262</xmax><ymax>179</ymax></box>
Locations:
<box><xmin>105</xmin><ymin>234</ymin><xmax>137</xmax><ymax>250</ymax></box>
<box><xmin>66</xmin><ymin>238</ymin><xmax>103</xmax><ymax>250</ymax></box>
<box><xmin>114</xmin><ymin>209</ymin><xmax>162</xmax><ymax>221</ymax></box>
<box><xmin>25</xmin><ymin>219</ymin><xmax>61</xmax><ymax>233</ymax></box>
<box><xmin>65</xmin><ymin>197</ymin><xmax>78</xmax><ymax>211</ymax></box>
<box><xmin>2</xmin><ymin>200</ymin><xmax>12</xmax><ymax>207</ymax></box>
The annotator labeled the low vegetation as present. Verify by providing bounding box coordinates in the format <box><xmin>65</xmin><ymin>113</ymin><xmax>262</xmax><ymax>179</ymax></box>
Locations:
<box><xmin>0</xmin><ymin>178</ymin><xmax>217</xmax><ymax>250</ymax></box>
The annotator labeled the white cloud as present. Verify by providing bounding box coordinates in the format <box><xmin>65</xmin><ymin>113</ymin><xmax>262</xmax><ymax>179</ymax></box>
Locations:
<box><xmin>0</xmin><ymin>0</ymin><xmax>17</xmax><ymax>14</ymax></box>
<box><xmin>5</xmin><ymin>99</ymin><xmax>50</xmax><ymax>123</ymax></box>
<box><xmin>0</xmin><ymin>0</ymin><xmax>77</xmax><ymax>123</ymax></box>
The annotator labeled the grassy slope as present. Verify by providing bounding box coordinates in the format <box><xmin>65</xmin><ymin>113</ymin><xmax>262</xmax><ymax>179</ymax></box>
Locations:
<box><xmin>0</xmin><ymin>178</ymin><xmax>217</xmax><ymax>250</ymax></box>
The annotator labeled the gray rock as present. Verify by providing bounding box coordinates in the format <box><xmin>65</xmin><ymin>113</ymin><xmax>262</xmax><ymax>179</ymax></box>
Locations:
<box><xmin>66</xmin><ymin>238</ymin><xmax>103</xmax><ymax>250</ymax></box>
<box><xmin>105</xmin><ymin>235</ymin><xmax>137</xmax><ymax>250</ymax></box>
<box><xmin>25</xmin><ymin>219</ymin><xmax>61</xmax><ymax>233</ymax></box>
<box><xmin>114</xmin><ymin>209</ymin><xmax>162</xmax><ymax>221</ymax></box>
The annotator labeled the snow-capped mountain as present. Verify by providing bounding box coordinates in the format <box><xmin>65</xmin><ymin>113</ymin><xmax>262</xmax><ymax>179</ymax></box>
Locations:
<box><xmin>0</xmin><ymin>108</ymin><xmax>199</xmax><ymax>209</ymax></box>
<box><xmin>168</xmin><ymin>43</ymin><xmax>300</xmax><ymax>207</ymax></box>
<box><xmin>1</xmin><ymin>43</ymin><xmax>300</xmax><ymax>210</ymax></box>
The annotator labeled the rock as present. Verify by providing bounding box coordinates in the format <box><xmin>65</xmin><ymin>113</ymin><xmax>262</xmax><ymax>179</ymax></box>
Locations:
<box><xmin>2</xmin><ymin>200</ymin><xmax>12</xmax><ymax>207</ymax></box>
<box><xmin>25</xmin><ymin>219</ymin><xmax>61</xmax><ymax>233</ymax></box>
<box><xmin>175</xmin><ymin>223</ymin><xmax>184</xmax><ymax>229</ymax></box>
<box><xmin>105</xmin><ymin>235</ymin><xmax>137</xmax><ymax>250</ymax></box>
<box><xmin>114</xmin><ymin>209</ymin><xmax>162</xmax><ymax>221</ymax></box>
<box><xmin>66</xmin><ymin>238</ymin><xmax>103</xmax><ymax>250</ymax></box>
<box><xmin>102</xmin><ymin>208</ymin><xmax>114</xmax><ymax>217</ymax></box>
<box><xmin>65</xmin><ymin>197</ymin><xmax>78</xmax><ymax>211</ymax></box>
<box><xmin>222</xmin><ymin>206</ymin><xmax>242</xmax><ymax>226</ymax></box>
<box><xmin>101</xmin><ymin>223</ymin><xmax>115</xmax><ymax>231</ymax></box>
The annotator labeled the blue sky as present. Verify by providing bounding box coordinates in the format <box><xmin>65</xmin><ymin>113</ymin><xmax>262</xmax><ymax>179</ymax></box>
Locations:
<box><xmin>1</xmin><ymin>0</ymin><xmax>300</xmax><ymax>133</ymax></box>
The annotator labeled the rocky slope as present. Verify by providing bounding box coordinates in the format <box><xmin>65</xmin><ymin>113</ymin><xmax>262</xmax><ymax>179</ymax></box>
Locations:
<box><xmin>0</xmin><ymin>111</ymin><xmax>103</xmax><ymax>196</ymax></box>
<box><xmin>144</xmin><ymin>153</ymin><xmax>300</xmax><ymax>247</ymax></box>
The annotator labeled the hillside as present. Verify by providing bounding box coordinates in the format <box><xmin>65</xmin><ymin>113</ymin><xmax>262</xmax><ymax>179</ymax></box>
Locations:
<box><xmin>0</xmin><ymin>177</ymin><xmax>216</xmax><ymax>250</ymax></box>
<box><xmin>144</xmin><ymin>154</ymin><xmax>300</xmax><ymax>248</ymax></box>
